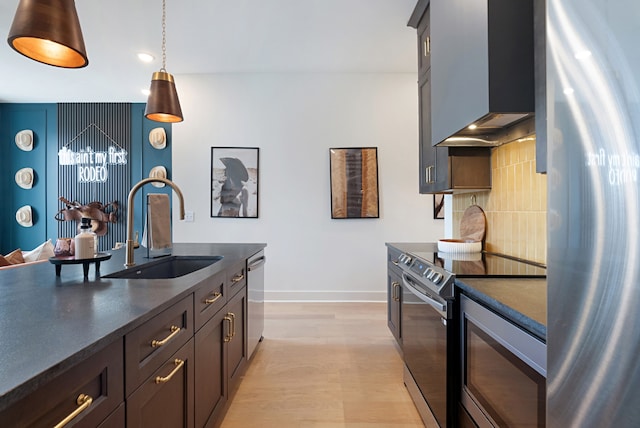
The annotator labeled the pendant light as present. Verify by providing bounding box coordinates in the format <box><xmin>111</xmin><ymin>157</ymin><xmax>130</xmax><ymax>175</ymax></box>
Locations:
<box><xmin>7</xmin><ymin>0</ymin><xmax>88</xmax><ymax>68</ymax></box>
<box><xmin>144</xmin><ymin>0</ymin><xmax>183</xmax><ymax>123</ymax></box>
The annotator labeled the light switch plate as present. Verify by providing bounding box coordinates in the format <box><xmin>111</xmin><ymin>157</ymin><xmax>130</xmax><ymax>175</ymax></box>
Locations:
<box><xmin>184</xmin><ymin>211</ymin><xmax>194</xmax><ymax>222</ymax></box>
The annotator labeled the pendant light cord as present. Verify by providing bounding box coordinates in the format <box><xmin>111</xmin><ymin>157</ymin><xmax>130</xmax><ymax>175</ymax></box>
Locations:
<box><xmin>161</xmin><ymin>0</ymin><xmax>167</xmax><ymax>72</ymax></box>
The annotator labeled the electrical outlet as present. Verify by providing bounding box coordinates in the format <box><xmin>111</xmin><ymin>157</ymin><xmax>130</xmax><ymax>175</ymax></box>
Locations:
<box><xmin>184</xmin><ymin>211</ymin><xmax>194</xmax><ymax>222</ymax></box>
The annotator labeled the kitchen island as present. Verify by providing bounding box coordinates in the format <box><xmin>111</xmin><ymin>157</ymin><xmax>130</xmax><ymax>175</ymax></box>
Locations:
<box><xmin>0</xmin><ymin>242</ymin><xmax>265</xmax><ymax>427</ymax></box>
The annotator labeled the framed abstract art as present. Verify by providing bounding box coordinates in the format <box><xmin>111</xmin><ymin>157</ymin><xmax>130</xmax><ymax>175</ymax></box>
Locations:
<box><xmin>329</xmin><ymin>147</ymin><xmax>379</xmax><ymax>219</ymax></box>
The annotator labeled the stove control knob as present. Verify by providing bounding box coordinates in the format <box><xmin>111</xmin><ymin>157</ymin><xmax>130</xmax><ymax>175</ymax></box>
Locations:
<box><xmin>424</xmin><ymin>268</ymin><xmax>434</xmax><ymax>279</ymax></box>
<box><xmin>399</xmin><ymin>254</ymin><xmax>412</xmax><ymax>265</ymax></box>
<box><xmin>431</xmin><ymin>273</ymin><xmax>443</xmax><ymax>284</ymax></box>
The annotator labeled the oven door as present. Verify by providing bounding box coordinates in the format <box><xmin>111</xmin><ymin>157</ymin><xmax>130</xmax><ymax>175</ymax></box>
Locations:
<box><xmin>460</xmin><ymin>295</ymin><xmax>546</xmax><ymax>428</ymax></box>
<box><xmin>402</xmin><ymin>272</ymin><xmax>451</xmax><ymax>427</ymax></box>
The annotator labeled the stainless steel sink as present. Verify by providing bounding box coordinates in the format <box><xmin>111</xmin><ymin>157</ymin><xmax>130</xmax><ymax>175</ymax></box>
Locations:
<box><xmin>103</xmin><ymin>255</ymin><xmax>223</xmax><ymax>279</ymax></box>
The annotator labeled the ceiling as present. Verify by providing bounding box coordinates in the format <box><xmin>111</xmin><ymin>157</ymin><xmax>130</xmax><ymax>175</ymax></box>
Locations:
<box><xmin>0</xmin><ymin>0</ymin><xmax>418</xmax><ymax>103</ymax></box>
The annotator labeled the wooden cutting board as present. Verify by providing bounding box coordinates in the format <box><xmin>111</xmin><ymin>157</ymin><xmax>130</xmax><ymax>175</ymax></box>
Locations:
<box><xmin>459</xmin><ymin>205</ymin><xmax>486</xmax><ymax>242</ymax></box>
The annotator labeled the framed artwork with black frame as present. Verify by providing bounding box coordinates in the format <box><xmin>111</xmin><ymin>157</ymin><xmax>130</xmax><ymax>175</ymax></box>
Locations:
<box><xmin>329</xmin><ymin>147</ymin><xmax>379</xmax><ymax>219</ymax></box>
<box><xmin>211</xmin><ymin>147</ymin><xmax>259</xmax><ymax>218</ymax></box>
<box><xmin>434</xmin><ymin>194</ymin><xmax>445</xmax><ymax>219</ymax></box>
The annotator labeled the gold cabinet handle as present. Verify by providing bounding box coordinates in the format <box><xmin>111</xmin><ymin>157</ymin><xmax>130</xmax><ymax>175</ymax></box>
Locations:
<box><xmin>392</xmin><ymin>281</ymin><xmax>401</xmax><ymax>302</ymax></box>
<box><xmin>151</xmin><ymin>325</ymin><xmax>181</xmax><ymax>348</ymax></box>
<box><xmin>223</xmin><ymin>316</ymin><xmax>233</xmax><ymax>342</ymax></box>
<box><xmin>204</xmin><ymin>292</ymin><xmax>222</xmax><ymax>304</ymax></box>
<box><xmin>155</xmin><ymin>359</ymin><xmax>184</xmax><ymax>384</ymax></box>
<box><xmin>231</xmin><ymin>273</ymin><xmax>244</xmax><ymax>283</ymax></box>
<box><xmin>229</xmin><ymin>312</ymin><xmax>236</xmax><ymax>338</ymax></box>
<box><xmin>53</xmin><ymin>394</ymin><xmax>93</xmax><ymax>428</ymax></box>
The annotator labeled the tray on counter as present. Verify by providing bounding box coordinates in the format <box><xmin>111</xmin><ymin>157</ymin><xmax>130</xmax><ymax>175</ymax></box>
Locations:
<box><xmin>49</xmin><ymin>252</ymin><xmax>112</xmax><ymax>279</ymax></box>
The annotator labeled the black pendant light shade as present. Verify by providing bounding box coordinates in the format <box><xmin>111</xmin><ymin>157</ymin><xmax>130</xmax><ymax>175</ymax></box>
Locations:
<box><xmin>144</xmin><ymin>71</ymin><xmax>184</xmax><ymax>123</ymax></box>
<box><xmin>7</xmin><ymin>0</ymin><xmax>88</xmax><ymax>68</ymax></box>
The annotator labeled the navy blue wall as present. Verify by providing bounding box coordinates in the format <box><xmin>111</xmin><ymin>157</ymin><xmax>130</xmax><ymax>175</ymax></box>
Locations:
<box><xmin>0</xmin><ymin>103</ymin><xmax>172</xmax><ymax>255</ymax></box>
<box><xmin>1</xmin><ymin>104</ymin><xmax>57</xmax><ymax>254</ymax></box>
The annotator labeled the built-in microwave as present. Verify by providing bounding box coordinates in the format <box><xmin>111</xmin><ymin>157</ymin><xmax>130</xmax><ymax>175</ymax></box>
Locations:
<box><xmin>459</xmin><ymin>295</ymin><xmax>546</xmax><ymax>427</ymax></box>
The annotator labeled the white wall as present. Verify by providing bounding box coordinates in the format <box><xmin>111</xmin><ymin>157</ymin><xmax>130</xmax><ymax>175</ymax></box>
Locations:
<box><xmin>172</xmin><ymin>72</ymin><xmax>443</xmax><ymax>301</ymax></box>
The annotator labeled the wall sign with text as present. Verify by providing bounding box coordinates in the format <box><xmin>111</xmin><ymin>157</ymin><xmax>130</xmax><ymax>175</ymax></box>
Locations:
<box><xmin>58</xmin><ymin>123</ymin><xmax>128</xmax><ymax>184</ymax></box>
<box><xmin>58</xmin><ymin>146</ymin><xmax>127</xmax><ymax>183</ymax></box>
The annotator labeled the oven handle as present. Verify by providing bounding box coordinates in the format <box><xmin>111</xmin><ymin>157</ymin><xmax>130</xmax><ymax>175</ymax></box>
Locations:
<box><xmin>401</xmin><ymin>273</ymin><xmax>446</xmax><ymax>313</ymax></box>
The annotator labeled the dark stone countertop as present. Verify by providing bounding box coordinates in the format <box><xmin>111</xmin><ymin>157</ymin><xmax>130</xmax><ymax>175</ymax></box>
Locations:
<box><xmin>386</xmin><ymin>242</ymin><xmax>547</xmax><ymax>341</ymax></box>
<box><xmin>0</xmin><ymin>242</ymin><xmax>265</xmax><ymax>412</ymax></box>
<box><xmin>455</xmin><ymin>277</ymin><xmax>546</xmax><ymax>341</ymax></box>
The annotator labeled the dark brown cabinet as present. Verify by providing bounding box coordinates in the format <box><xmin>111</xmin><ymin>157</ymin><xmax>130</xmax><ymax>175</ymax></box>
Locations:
<box><xmin>194</xmin><ymin>271</ymin><xmax>226</xmax><ymax>331</ymax></box>
<box><xmin>227</xmin><ymin>261</ymin><xmax>247</xmax><ymax>299</ymax></box>
<box><xmin>225</xmin><ymin>260</ymin><xmax>248</xmax><ymax>398</ymax></box>
<box><xmin>387</xmin><ymin>247</ymin><xmax>403</xmax><ymax>346</ymax></box>
<box><xmin>124</xmin><ymin>295</ymin><xmax>194</xmax><ymax>396</ymax></box>
<box><xmin>126</xmin><ymin>339</ymin><xmax>195</xmax><ymax>428</ymax></box>
<box><xmin>194</xmin><ymin>270</ymin><xmax>248</xmax><ymax>428</ymax></box>
<box><xmin>388</xmin><ymin>267</ymin><xmax>402</xmax><ymax>345</ymax></box>
<box><xmin>97</xmin><ymin>403</ymin><xmax>125</xmax><ymax>427</ymax></box>
<box><xmin>195</xmin><ymin>307</ymin><xmax>228</xmax><ymax>428</ymax></box>
<box><xmin>0</xmin><ymin>339</ymin><xmax>124</xmax><ymax>427</ymax></box>
<box><xmin>226</xmin><ymin>288</ymin><xmax>247</xmax><ymax>394</ymax></box>
<box><xmin>0</xmin><ymin>251</ymin><xmax>261</xmax><ymax>428</ymax></box>
<box><xmin>124</xmin><ymin>295</ymin><xmax>195</xmax><ymax>427</ymax></box>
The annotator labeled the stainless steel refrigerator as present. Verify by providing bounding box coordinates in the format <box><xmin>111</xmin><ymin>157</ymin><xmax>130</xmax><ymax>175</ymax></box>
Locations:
<box><xmin>547</xmin><ymin>0</ymin><xmax>640</xmax><ymax>426</ymax></box>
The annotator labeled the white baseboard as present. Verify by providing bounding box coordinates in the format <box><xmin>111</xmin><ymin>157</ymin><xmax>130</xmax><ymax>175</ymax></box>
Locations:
<box><xmin>264</xmin><ymin>290</ymin><xmax>386</xmax><ymax>302</ymax></box>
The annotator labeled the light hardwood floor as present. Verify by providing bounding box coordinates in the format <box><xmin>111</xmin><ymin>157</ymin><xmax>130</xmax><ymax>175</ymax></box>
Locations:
<box><xmin>220</xmin><ymin>302</ymin><xmax>425</xmax><ymax>427</ymax></box>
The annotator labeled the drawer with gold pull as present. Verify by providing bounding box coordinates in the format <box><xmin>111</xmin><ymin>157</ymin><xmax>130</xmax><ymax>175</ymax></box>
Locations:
<box><xmin>126</xmin><ymin>338</ymin><xmax>195</xmax><ymax>428</ymax></box>
<box><xmin>124</xmin><ymin>294</ymin><xmax>193</xmax><ymax>396</ymax></box>
<box><xmin>194</xmin><ymin>271</ymin><xmax>226</xmax><ymax>331</ymax></box>
<box><xmin>0</xmin><ymin>339</ymin><xmax>123</xmax><ymax>427</ymax></box>
<box><xmin>226</xmin><ymin>261</ymin><xmax>247</xmax><ymax>299</ymax></box>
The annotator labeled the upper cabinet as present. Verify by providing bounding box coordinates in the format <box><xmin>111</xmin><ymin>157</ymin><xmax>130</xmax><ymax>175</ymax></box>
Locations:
<box><xmin>430</xmin><ymin>0</ymin><xmax>535</xmax><ymax>147</ymax></box>
<box><xmin>409</xmin><ymin>0</ymin><xmax>492</xmax><ymax>194</ymax></box>
<box><xmin>417</xmin><ymin>5</ymin><xmax>430</xmax><ymax>76</ymax></box>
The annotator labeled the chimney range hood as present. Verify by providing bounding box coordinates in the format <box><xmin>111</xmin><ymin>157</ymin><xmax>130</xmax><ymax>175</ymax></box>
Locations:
<box><xmin>431</xmin><ymin>0</ymin><xmax>535</xmax><ymax>147</ymax></box>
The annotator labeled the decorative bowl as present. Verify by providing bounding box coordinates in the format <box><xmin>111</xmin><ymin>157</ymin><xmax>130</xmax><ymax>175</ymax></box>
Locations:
<box><xmin>437</xmin><ymin>239</ymin><xmax>482</xmax><ymax>254</ymax></box>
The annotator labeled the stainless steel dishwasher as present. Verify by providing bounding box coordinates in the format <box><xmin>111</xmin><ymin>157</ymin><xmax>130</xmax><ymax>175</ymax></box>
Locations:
<box><xmin>247</xmin><ymin>250</ymin><xmax>265</xmax><ymax>359</ymax></box>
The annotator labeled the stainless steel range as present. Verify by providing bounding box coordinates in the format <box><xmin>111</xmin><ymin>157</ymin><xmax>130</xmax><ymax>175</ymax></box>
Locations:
<box><xmin>394</xmin><ymin>246</ymin><xmax>456</xmax><ymax>428</ymax></box>
<box><xmin>397</xmin><ymin>251</ymin><xmax>456</xmax><ymax>299</ymax></box>
<box><xmin>393</xmin><ymin>244</ymin><xmax>546</xmax><ymax>427</ymax></box>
